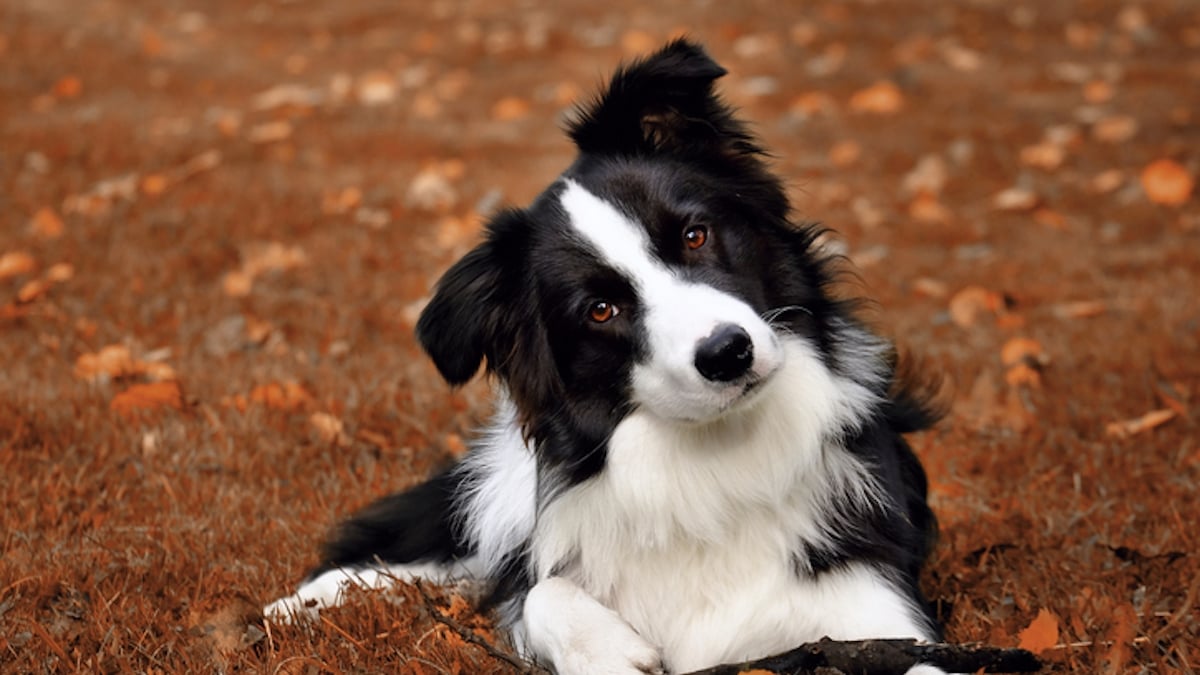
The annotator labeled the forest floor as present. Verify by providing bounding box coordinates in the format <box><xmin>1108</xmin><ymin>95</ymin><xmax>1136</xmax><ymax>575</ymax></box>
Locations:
<box><xmin>2</xmin><ymin>0</ymin><xmax>1198</xmax><ymax>672</ymax></box>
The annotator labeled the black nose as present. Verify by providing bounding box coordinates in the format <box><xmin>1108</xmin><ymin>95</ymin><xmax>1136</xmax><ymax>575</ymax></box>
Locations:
<box><xmin>694</xmin><ymin>324</ymin><xmax>754</xmax><ymax>382</ymax></box>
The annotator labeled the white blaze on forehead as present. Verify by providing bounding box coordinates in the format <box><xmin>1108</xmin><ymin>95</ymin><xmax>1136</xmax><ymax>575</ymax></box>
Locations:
<box><xmin>558</xmin><ymin>178</ymin><xmax>661</xmax><ymax>281</ymax></box>
<box><xmin>557</xmin><ymin>178</ymin><xmax>782</xmax><ymax>422</ymax></box>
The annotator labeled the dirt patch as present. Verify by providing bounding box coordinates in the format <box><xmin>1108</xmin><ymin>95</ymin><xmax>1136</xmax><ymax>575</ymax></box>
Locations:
<box><xmin>2</xmin><ymin>0</ymin><xmax>1198</xmax><ymax>672</ymax></box>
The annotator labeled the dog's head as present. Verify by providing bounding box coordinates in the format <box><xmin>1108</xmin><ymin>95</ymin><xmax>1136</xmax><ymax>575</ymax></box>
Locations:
<box><xmin>417</xmin><ymin>40</ymin><xmax>846</xmax><ymax>478</ymax></box>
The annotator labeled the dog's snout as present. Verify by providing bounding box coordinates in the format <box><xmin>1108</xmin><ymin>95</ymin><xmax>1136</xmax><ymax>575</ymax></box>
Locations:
<box><xmin>694</xmin><ymin>324</ymin><xmax>754</xmax><ymax>382</ymax></box>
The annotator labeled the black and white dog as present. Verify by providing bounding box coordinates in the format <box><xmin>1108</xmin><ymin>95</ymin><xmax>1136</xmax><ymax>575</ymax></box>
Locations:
<box><xmin>266</xmin><ymin>40</ymin><xmax>945</xmax><ymax>675</ymax></box>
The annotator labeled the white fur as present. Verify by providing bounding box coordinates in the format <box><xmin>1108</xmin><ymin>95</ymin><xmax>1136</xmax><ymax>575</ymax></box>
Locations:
<box><xmin>453</xmin><ymin>394</ymin><xmax>538</xmax><ymax>574</ymax></box>
<box><xmin>558</xmin><ymin>179</ymin><xmax>783</xmax><ymax>422</ymax></box>
<box><xmin>524</xmin><ymin>577</ymin><xmax>664</xmax><ymax>675</ymax></box>
<box><xmin>526</xmin><ymin>335</ymin><xmax>930</xmax><ymax>672</ymax></box>
<box><xmin>263</xmin><ymin>558</ymin><xmax>482</xmax><ymax>623</ymax></box>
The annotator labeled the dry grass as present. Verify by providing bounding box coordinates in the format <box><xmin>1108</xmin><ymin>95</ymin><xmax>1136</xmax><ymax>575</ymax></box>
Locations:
<box><xmin>2</xmin><ymin>0</ymin><xmax>1198</xmax><ymax>672</ymax></box>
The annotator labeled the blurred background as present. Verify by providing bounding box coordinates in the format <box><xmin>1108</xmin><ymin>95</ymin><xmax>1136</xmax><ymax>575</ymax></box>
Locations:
<box><xmin>1</xmin><ymin>0</ymin><xmax>1197</xmax><ymax>672</ymax></box>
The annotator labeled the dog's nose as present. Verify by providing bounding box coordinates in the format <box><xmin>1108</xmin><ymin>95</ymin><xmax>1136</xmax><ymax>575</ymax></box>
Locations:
<box><xmin>694</xmin><ymin>324</ymin><xmax>754</xmax><ymax>382</ymax></box>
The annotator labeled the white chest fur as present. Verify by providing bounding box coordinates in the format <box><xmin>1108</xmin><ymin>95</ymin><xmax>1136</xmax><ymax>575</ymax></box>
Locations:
<box><xmin>528</xmin><ymin>339</ymin><xmax>929</xmax><ymax>671</ymax></box>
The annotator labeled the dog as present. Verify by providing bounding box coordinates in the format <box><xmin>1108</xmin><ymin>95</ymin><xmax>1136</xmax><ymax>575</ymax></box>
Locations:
<box><xmin>265</xmin><ymin>39</ymin><xmax>946</xmax><ymax>675</ymax></box>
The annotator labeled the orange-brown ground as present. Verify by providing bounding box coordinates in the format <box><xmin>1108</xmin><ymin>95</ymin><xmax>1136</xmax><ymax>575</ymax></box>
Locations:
<box><xmin>2</xmin><ymin>1</ymin><xmax>1198</xmax><ymax>672</ymax></box>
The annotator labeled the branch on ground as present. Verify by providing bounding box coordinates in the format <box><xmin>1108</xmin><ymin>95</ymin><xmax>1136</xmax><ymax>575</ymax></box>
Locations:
<box><xmin>683</xmin><ymin>638</ymin><xmax>1042</xmax><ymax>675</ymax></box>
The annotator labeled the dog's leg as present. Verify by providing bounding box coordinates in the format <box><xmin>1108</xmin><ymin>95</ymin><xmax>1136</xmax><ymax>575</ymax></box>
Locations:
<box><xmin>523</xmin><ymin>577</ymin><xmax>664</xmax><ymax>675</ymax></box>
<box><xmin>264</xmin><ymin>467</ymin><xmax>478</xmax><ymax>622</ymax></box>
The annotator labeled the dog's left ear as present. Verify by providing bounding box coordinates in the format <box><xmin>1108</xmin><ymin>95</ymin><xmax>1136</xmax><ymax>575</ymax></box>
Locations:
<box><xmin>568</xmin><ymin>39</ymin><xmax>755</xmax><ymax>158</ymax></box>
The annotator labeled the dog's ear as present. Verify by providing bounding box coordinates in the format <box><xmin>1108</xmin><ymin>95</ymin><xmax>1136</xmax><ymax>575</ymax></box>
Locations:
<box><xmin>568</xmin><ymin>39</ymin><xmax>753</xmax><ymax>158</ymax></box>
<box><xmin>416</xmin><ymin>210</ymin><xmax>526</xmax><ymax>385</ymax></box>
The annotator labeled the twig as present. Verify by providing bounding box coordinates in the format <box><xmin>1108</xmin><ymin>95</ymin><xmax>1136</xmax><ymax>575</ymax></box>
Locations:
<box><xmin>683</xmin><ymin>638</ymin><xmax>1041</xmax><ymax>675</ymax></box>
<box><xmin>319</xmin><ymin>614</ymin><xmax>366</xmax><ymax>650</ymax></box>
<box><xmin>413</xmin><ymin>580</ymin><xmax>542</xmax><ymax>674</ymax></box>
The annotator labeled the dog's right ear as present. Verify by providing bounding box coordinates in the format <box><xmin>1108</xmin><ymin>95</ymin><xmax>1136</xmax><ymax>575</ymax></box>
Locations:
<box><xmin>416</xmin><ymin>210</ymin><xmax>523</xmax><ymax>386</ymax></box>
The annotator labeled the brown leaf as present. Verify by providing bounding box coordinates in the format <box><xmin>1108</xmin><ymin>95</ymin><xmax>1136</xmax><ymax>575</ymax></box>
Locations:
<box><xmin>908</xmin><ymin>191</ymin><xmax>952</xmax><ymax>224</ymax></box>
<box><xmin>948</xmin><ymin>285</ymin><xmax>1003</xmax><ymax>327</ymax></box>
<box><xmin>29</xmin><ymin>207</ymin><xmax>65</xmax><ymax>239</ymax></box>
<box><xmin>247</xmin><ymin>120</ymin><xmax>293</xmax><ymax>144</ymax></box>
<box><xmin>0</xmin><ymin>251</ymin><xmax>37</xmax><ymax>280</ymax></box>
<box><xmin>992</xmin><ymin>186</ymin><xmax>1039</xmax><ymax>212</ymax></box>
<box><xmin>310</xmin><ymin>412</ymin><xmax>349</xmax><ymax>446</ymax></box>
<box><xmin>110</xmin><ymin>381</ymin><xmax>185</xmax><ymax>419</ymax></box>
<box><xmin>911</xmin><ymin>277</ymin><xmax>949</xmax><ymax>299</ymax></box>
<box><xmin>356</xmin><ymin>71</ymin><xmax>397</xmax><ymax>106</ymax></box>
<box><xmin>1019</xmin><ymin>141</ymin><xmax>1065</xmax><ymax>170</ymax></box>
<box><xmin>248</xmin><ymin>381</ymin><xmax>315</xmax><ymax>412</ymax></box>
<box><xmin>1005</xmin><ymin>363</ymin><xmax>1042</xmax><ymax>388</ymax></box>
<box><xmin>52</xmin><ymin>75</ymin><xmax>83</xmax><ymax>99</ymax></box>
<box><xmin>1141</xmin><ymin>159</ymin><xmax>1194</xmax><ymax>207</ymax></box>
<box><xmin>490</xmin><ymin>96</ymin><xmax>530</xmax><ymax>121</ymax></box>
<box><xmin>1091</xmin><ymin>115</ymin><xmax>1139</xmax><ymax>143</ymax></box>
<box><xmin>16</xmin><ymin>278</ymin><xmax>52</xmax><ymax>303</ymax></box>
<box><xmin>1017</xmin><ymin>608</ymin><xmax>1060</xmax><ymax>655</ymax></box>
<box><xmin>828</xmin><ymin>140</ymin><xmax>861</xmax><ymax>168</ymax></box>
<box><xmin>848</xmin><ymin>80</ymin><xmax>904</xmax><ymax>115</ymax></box>
<box><xmin>1001</xmin><ymin>337</ymin><xmax>1048</xmax><ymax>367</ymax></box>
<box><xmin>1106</xmin><ymin>409</ymin><xmax>1177</xmax><ymax>438</ymax></box>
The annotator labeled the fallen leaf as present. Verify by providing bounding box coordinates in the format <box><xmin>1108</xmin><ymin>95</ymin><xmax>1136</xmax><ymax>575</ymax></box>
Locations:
<box><xmin>992</xmin><ymin>186</ymin><xmax>1039</xmax><ymax>212</ymax></box>
<box><xmin>949</xmin><ymin>285</ymin><xmax>1003</xmax><ymax>327</ymax></box>
<box><xmin>1033</xmin><ymin>208</ymin><xmax>1067</xmax><ymax>229</ymax></box>
<box><xmin>1017</xmin><ymin>608</ymin><xmax>1060</xmax><ymax>655</ymax></box>
<box><xmin>828</xmin><ymin>140</ymin><xmax>861</xmax><ymax>168</ymax></box>
<box><xmin>0</xmin><ymin>251</ymin><xmax>37</xmax><ymax>280</ymax></box>
<box><xmin>356</xmin><ymin>71</ymin><xmax>397</xmax><ymax>106</ymax></box>
<box><xmin>620</xmin><ymin>29</ymin><xmax>657</xmax><ymax>55</ymax></box>
<box><xmin>321</xmin><ymin>186</ymin><xmax>363</xmax><ymax>215</ymax></box>
<box><xmin>29</xmin><ymin>207</ymin><xmax>65</xmax><ymax>239</ymax></box>
<box><xmin>406</xmin><ymin>168</ymin><xmax>459</xmax><ymax>212</ymax></box>
<box><xmin>16</xmin><ymin>278</ymin><xmax>51</xmax><ymax>303</ymax></box>
<box><xmin>1091</xmin><ymin>115</ymin><xmax>1139</xmax><ymax>143</ymax></box>
<box><xmin>141</xmin><ymin>173</ymin><xmax>170</xmax><ymax>196</ymax></box>
<box><xmin>848</xmin><ymin>80</ymin><xmax>904</xmax><ymax>115</ymax></box>
<box><xmin>52</xmin><ymin>75</ymin><xmax>83</xmax><ymax>99</ymax></box>
<box><xmin>444</xmin><ymin>433</ymin><xmax>468</xmax><ymax>457</ymax></box>
<box><xmin>1106</xmin><ymin>409</ymin><xmax>1177</xmax><ymax>438</ymax></box>
<box><xmin>908</xmin><ymin>191</ymin><xmax>952</xmax><ymax>224</ymax></box>
<box><xmin>247</xmin><ymin>120</ymin><xmax>293</xmax><ymax>144</ymax></box>
<box><xmin>1082</xmin><ymin>79</ymin><xmax>1114</xmax><ymax>103</ymax></box>
<box><xmin>789</xmin><ymin>91</ymin><xmax>837</xmax><ymax>117</ymax></box>
<box><xmin>75</xmin><ymin>344</ymin><xmax>177</xmax><ymax>382</ymax></box>
<box><xmin>222</xmin><ymin>270</ymin><xmax>254</xmax><ymax>298</ymax></box>
<box><xmin>1005</xmin><ymin>363</ymin><xmax>1042</xmax><ymax>388</ymax></box>
<box><xmin>1090</xmin><ymin>169</ymin><xmax>1125</xmax><ymax>194</ymax></box>
<box><xmin>310</xmin><ymin>412</ymin><xmax>348</xmax><ymax>446</ymax></box>
<box><xmin>248</xmin><ymin>381</ymin><xmax>314</xmax><ymax>412</ymax></box>
<box><xmin>1141</xmin><ymin>159</ymin><xmax>1193</xmax><ymax>206</ymax></box>
<box><xmin>1001</xmin><ymin>337</ymin><xmax>1049</xmax><ymax>367</ymax></box>
<box><xmin>1019</xmin><ymin>142</ymin><xmax>1065</xmax><ymax>170</ymax></box>
<box><xmin>912</xmin><ymin>277</ymin><xmax>949</xmax><ymax>299</ymax></box>
<box><xmin>45</xmin><ymin>263</ymin><xmax>72</xmax><ymax>283</ymax></box>
<box><xmin>491</xmin><ymin>96</ymin><xmax>530</xmax><ymax>121</ymax></box>
<box><xmin>111</xmin><ymin>381</ymin><xmax>185</xmax><ymax>419</ymax></box>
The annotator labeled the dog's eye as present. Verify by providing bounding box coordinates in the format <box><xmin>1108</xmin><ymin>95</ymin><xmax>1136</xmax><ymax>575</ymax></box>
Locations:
<box><xmin>588</xmin><ymin>301</ymin><xmax>619</xmax><ymax>323</ymax></box>
<box><xmin>683</xmin><ymin>224</ymin><xmax>709</xmax><ymax>250</ymax></box>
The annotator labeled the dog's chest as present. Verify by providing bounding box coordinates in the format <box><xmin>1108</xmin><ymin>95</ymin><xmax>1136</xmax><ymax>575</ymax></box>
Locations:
<box><xmin>531</xmin><ymin>406</ymin><xmax>874</xmax><ymax>671</ymax></box>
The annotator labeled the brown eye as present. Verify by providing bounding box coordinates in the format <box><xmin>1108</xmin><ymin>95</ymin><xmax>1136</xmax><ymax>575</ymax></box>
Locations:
<box><xmin>683</xmin><ymin>224</ymin><xmax>709</xmax><ymax>250</ymax></box>
<box><xmin>589</xmin><ymin>301</ymin><xmax>619</xmax><ymax>323</ymax></box>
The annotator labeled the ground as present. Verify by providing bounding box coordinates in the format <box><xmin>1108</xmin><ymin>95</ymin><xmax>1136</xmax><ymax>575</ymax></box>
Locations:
<box><xmin>1</xmin><ymin>0</ymin><xmax>1198</xmax><ymax>673</ymax></box>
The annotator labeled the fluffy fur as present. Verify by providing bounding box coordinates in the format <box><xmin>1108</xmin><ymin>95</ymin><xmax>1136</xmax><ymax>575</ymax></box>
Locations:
<box><xmin>265</xmin><ymin>39</ymin><xmax>945</xmax><ymax>675</ymax></box>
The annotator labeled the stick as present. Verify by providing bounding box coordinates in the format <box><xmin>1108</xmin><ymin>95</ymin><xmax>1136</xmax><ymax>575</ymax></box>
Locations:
<box><xmin>683</xmin><ymin>638</ymin><xmax>1042</xmax><ymax>675</ymax></box>
<box><xmin>413</xmin><ymin>581</ymin><xmax>544</xmax><ymax>674</ymax></box>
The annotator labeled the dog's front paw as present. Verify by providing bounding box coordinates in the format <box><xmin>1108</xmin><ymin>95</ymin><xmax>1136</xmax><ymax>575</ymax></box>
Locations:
<box><xmin>524</xmin><ymin>577</ymin><xmax>664</xmax><ymax>675</ymax></box>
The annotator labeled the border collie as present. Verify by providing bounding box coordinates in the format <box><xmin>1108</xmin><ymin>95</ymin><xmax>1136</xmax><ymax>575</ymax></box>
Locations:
<box><xmin>266</xmin><ymin>39</ymin><xmax>944</xmax><ymax>675</ymax></box>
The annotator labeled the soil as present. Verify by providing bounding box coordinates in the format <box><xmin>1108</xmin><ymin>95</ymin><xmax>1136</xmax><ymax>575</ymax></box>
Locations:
<box><xmin>2</xmin><ymin>0</ymin><xmax>1198</xmax><ymax>672</ymax></box>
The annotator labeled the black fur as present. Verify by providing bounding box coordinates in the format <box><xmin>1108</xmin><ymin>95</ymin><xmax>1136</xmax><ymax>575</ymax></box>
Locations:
<box><xmin>302</xmin><ymin>38</ymin><xmax>944</xmax><ymax>651</ymax></box>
